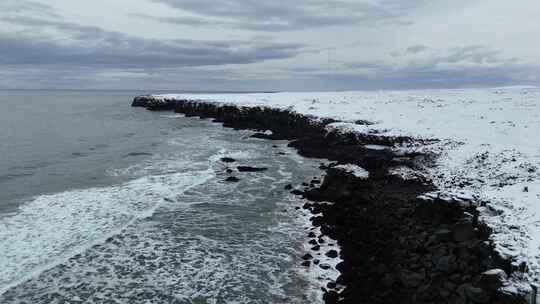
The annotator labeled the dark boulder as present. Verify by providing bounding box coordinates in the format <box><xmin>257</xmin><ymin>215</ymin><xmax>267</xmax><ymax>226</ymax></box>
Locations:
<box><xmin>220</xmin><ymin>157</ymin><xmax>236</xmax><ymax>163</ymax></box>
<box><xmin>237</xmin><ymin>166</ymin><xmax>268</xmax><ymax>172</ymax></box>
<box><xmin>326</xmin><ymin>250</ymin><xmax>339</xmax><ymax>258</ymax></box>
<box><xmin>225</xmin><ymin>176</ymin><xmax>240</xmax><ymax>183</ymax></box>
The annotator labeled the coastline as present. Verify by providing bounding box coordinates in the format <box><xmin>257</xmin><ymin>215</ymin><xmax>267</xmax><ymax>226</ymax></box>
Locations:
<box><xmin>132</xmin><ymin>95</ymin><xmax>537</xmax><ymax>303</ymax></box>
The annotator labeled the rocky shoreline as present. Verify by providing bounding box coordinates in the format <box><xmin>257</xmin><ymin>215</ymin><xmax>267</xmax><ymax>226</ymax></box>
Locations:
<box><xmin>132</xmin><ymin>96</ymin><xmax>536</xmax><ymax>304</ymax></box>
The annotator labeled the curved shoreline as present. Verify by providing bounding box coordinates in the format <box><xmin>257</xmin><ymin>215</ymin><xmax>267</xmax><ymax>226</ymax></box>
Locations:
<box><xmin>132</xmin><ymin>96</ymin><xmax>535</xmax><ymax>304</ymax></box>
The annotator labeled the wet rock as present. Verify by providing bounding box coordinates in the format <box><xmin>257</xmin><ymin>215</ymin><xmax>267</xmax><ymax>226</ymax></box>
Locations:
<box><xmin>284</xmin><ymin>184</ymin><xmax>293</xmax><ymax>190</ymax></box>
<box><xmin>302</xmin><ymin>253</ymin><xmax>313</xmax><ymax>260</ymax></box>
<box><xmin>237</xmin><ymin>166</ymin><xmax>268</xmax><ymax>172</ymax></box>
<box><xmin>301</xmin><ymin>261</ymin><xmax>311</xmax><ymax>267</ymax></box>
<box><xmin>323</xmin><ymin>290</ymin><xmax>339</xmax><ymax>304</ymax></box>
<box><xmin>326</xmin><ymin>250</ymin><xmax>338</xmax><ymax>258</ymax></box>
<box><xmin>290</xmin><ymin>189</ymin><xmax>304</xmax><ymax>196</ymax></box>
<box><xmin>309</xmin><ymin>239</ymin><xmax>318</xmax><ymax>245</ymax></box>
<box><xmin>225</xmin><ymin>176</ymin><xmax>240</xmax><ymax>183</ymax></box>
<box><xmin>319</xmin><ymin>263</ymin><xmax>332</xmax><ymax>270</ymax></box>
<box><xmin>311</xmin><ymin>245</ymin><xmax>321</xmax><ymax>251</ymax></box>
<box><xmin>220</xmin><ymin>157</ymin><xmax>236</xmax><ymax>163</ymax></box>
<box><xmin>477</xmin><ymin>269</ymin><xmax>507</xmax><ymax>292</ymax></box>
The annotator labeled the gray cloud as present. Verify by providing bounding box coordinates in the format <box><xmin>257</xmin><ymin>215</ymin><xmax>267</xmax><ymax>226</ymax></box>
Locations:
<box><xmin>0</xmin><ymin>1</ymin><xmax>305</xmax><ymax>70</ymax></box>
<box><xmin>143</xmin><ymin>0</ymin><xmax>427</xmax><ymax>31</ymax></box>
<box><xmin>0</xmin><ymin>31</ymin><xmax>303</xmax><ymax>68</ymax></box>
<box><xmin>1</xmin><ymin>0</ymin><xmax>60</xmax><ymax>18</ymax></box>
<box><xmin>331</xmin><ymin>45</ymin><xmax>537</xmax><ymax>89</ymax></box>
<box><xmin>406</xmin><ymin>44</ymin><xmax>429</xmax><ymax>54</ymax></box>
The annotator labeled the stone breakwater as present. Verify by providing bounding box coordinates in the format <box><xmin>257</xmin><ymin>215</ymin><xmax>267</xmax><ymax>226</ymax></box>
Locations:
<box><xmin>132</xmin><ymin>96</ymin><xmax>536</xmax><ymax>304</ymax></box>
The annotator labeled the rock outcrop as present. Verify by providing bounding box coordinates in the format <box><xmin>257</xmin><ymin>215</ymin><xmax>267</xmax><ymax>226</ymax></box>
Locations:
<box><xmin>132</xmin><ymin>96</ymin><xmax>536</xmax><ymax>304</ymax></box>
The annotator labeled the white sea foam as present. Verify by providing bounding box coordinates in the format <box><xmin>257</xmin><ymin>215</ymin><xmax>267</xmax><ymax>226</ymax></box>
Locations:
<box><xmin>364</xmin><ymin>144</ymin><xmax>391</xmax><ymax>150</ymax></box>
<box><xmin>0</xmin><ymin>145</ymin><xmax>326</xmax><ymax>303</ymax></box>
<box><xmin>293</xmin><ymin>197</ymin><xmax>341</xmax><ymax>303</ymax></box>
<box><xmin>211</xmin><ymin>148</ymin><xmax>258</xmax><ymax>161</ymax></box>
<box><xmin>159</xmin><ymin>114</ymin><xmax>185</xmax><ymax>119</ymax></box>
<box><xmin>0</xmin><ymin>168</ymin><xmax>214</xmax><ymax>295</ymax></box>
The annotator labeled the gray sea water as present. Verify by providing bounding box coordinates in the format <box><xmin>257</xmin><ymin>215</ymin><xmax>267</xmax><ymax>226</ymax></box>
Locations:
<box><xmin>0</xmin><ymin>90</ymin><xmax>330</xmax><ymax>303</ymax></box>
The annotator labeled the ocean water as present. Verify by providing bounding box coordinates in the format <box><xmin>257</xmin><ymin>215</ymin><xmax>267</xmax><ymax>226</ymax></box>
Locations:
<box><xmin>0</xmin><ymin>90</ymin><xmax>330</xmax><ymax>303</ymax></box>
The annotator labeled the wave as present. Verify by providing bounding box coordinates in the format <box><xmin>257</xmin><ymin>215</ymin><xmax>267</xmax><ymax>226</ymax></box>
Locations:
<box><xmin>0</xmin><ymin>165</ymin><xmax>215</xmax><ymax>295</ymax></box>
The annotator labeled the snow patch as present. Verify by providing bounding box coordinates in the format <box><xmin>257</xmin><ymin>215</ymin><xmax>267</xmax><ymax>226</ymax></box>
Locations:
<box><xmin>334</xmin><ymin>164</ymin><xmax>370</xmax><ymax>179</ymax></box>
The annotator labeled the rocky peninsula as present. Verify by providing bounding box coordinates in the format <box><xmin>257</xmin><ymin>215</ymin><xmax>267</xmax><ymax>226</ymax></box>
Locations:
<box><xmin>132</xmin><ymin>93</ymin><xmax>537</xmax><ymax>304</ymax></box>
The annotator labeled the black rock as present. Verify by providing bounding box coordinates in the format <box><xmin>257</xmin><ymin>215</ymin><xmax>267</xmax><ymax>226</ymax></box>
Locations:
<box><xmin>319</xmin><ymin>263</ymin><xmax>332</xmax><ymax>270</ymax></box>
<box><xmin>237</xmin><ymin>166</ymin><xmax>268</xmax><ymax>172</ymax></box>
<box><xmin>284</xmin><ymin>184</ymin><xmax>293</xmax><ymax>190</ymax></box>
<box><xmin>301</xmin><ymin>261</ymin><xmax>311</xmax><ymax>267</ymax></box>
<box><xmin>326</xmin><ymin>250</ymin><xmax>339</xmax><ymax>258</ymax></box>
<box><xmin>309</xmin><ymin>239</ymin><xmax>318</xmax><ymax>245</ymax></box>
<box><xmin>311</xmin><ymin>245</ymin><xmax>321</xmax><ymax>251</ymax></box>
<box><xmin>251</xmin><ymin>132</ymin><xmax>275</xmax><ymax>139</ymax></box>
<box><xmin>323</xmin><ymin>291</ymin><xmax>339</xmax><ymax>304</ymax></box>
<box><xmin>452</xmin><ymin>222</ymin><xmax>477</xmax><ymax>242</ymax></box>
<box><xmin>225</xmin><ymin>176</ymin><xmax>240</xmax><ymax>183</ymax></box>
<box><xmin>290</xmin><ymin>189</ymin><xmax>304</xmax><ymax>196</ymax></box>
<box><xmin>302</xmin><ymin>253</ymin><xmax>313</xmax><ymax>260</ymax></box>
<box><xmin>308</xmin><ymin>232</ymin><xmax>317</xmax><ymax>238</ymax></box>
<box><xmin>477</xmin><ymin>269</ymin><xmax>507</xmax><ymax>292</ymax></box>
<box><xmin>220</xmin><ymin>157</ymin><xmax>236</xmax><ymax>163</ymax></box>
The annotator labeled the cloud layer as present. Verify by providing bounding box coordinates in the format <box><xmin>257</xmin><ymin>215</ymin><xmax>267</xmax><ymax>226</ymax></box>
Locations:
<box><xmin>144</xmin><ymin>0</ymin><xmax>425</xmax><ymax>31</ymax></box>
<box><xmin>0</xmin><ymin>0</ymin><xmax>538</xmax><ymax>90</ymax></box>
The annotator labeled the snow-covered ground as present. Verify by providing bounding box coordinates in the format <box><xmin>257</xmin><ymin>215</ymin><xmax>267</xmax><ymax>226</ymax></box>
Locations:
<box><xmin>152</xmin><ymin>86</ymin><xmax>540</xmax><ymax>285</ymax></box>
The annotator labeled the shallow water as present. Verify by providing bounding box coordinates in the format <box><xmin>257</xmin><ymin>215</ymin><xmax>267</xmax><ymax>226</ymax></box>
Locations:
<box><xmin>0</xmin><ymin>90</ymin><xmax>328</xmax><ymax>303</ymax></box>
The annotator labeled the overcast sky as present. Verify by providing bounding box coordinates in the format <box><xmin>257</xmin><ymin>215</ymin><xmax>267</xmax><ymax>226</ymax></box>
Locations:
<box><xmin>1</xmin><ymin>0</ymin><xmax>539</xmax><ymax>91</ymax></box>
